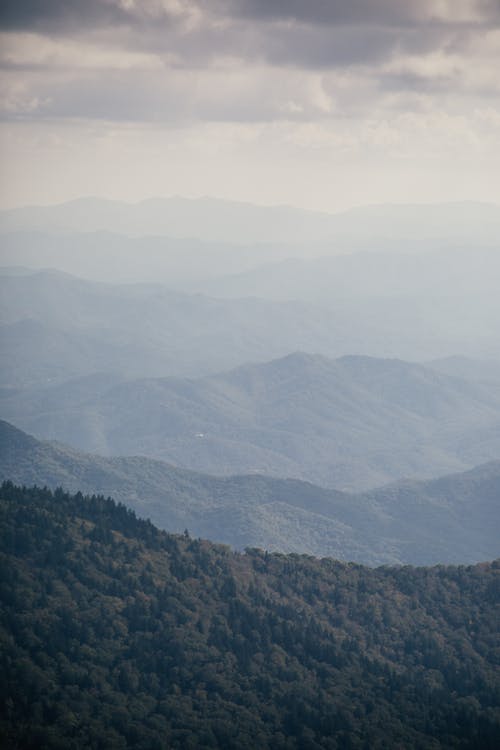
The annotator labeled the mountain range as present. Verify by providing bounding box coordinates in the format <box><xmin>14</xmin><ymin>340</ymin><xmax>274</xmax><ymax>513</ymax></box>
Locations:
<box><xmin>2</xmin><ymin>196</ymin><xmax>499</xmax><ymax>246</ymax></box>
<box><xmin>0</xmin><ymin>269</ymin><xmax>348</xmax><ymax>385</ymax></box>
<box><xmin>194</xmin><ymin>246</ymin><xmax>500</xmax><ymax>361</ymax></box>
<box><xmin>198</xmin><ymin>245</ymin><xmax>500</xmax><ymax>301</ymax></box>
<box><xmin>3</xmin><ymin>244</ymin><xmax>500</xmax><ymax>388</ymax></box>
<box><xmin>1</xmin><ymin>200</ymin><xmax>499</xmax><ymax>566</ymax></box>
<box><xmin>3</xmin><ymin>349</ymin><xmax>500</xmax><ymax>491</ymax></box>
<box><xmin>0</xmin><ymin>231</ymin><xmax>305</xmax><ymax>286</ymax></box>
<box><xmin>1</xmin><ymin>419</ymin><xmax>499</xmax><ymax>566</ymax></box>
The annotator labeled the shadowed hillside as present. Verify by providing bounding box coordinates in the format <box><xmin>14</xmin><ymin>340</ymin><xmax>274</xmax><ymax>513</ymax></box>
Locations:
<box><xmin>1</xmin><ymin>483</ymin><xmax>499</xmax><ymax>749</ymax></box>
<box><xmin>2</xmin><ymin>420</ymin><xmax>499</xmax><ymax>566</ymax></box>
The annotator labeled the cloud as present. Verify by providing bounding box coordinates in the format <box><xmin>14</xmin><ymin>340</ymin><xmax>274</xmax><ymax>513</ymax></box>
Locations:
<box><xmin>0</xmin><ymin>0</ymin><xmax>128</xmax><ymax>32</ymax></box>
<box><xmin>3</xmin><ymin>1</ymin><xmax>499</xmax><ymax>34</ymax></box>
<box><xmin>1</xmin><ymin>1</ymin><xmax>498</xmax><ymax>91</ymax></box>
<box><xmin>0</xmin><ymin>0</ymin><xmax>498</xmax><ymax>214</ymax></box>
<box><xmin>222</xmin><ymin>0</ymin><xmax>432</xmax><ymax>26</ymax></box>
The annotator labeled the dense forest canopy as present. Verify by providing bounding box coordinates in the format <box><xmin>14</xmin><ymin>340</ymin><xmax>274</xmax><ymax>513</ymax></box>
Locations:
<box><xmin>1</xmin><ymin>482</ymin><xmax>499</xmax><ymax>749</ymax></box>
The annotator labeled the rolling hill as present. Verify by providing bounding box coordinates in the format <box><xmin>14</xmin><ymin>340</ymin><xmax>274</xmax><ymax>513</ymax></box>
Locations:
<box><xmin>1</xmin><ymin>419</ymin><xmax>499</xmax><ymax>566</ymax></box>
<box><xmin>0</xmin><ymin>269</ymin><xmax>347</xmax><ymax>385</ymax></box>
<box><xmin>3</xmin><ymin>351</ymin><xmax>500</xmax><ymax>491</ymax></box>
<box><xmin>199</xmin><ymin>245</ymin><xmax>500</xmax><ymax>302</ymax></box>
<box><xmin>0</xmin><ymin>230</ymin><xmax>307</xmax><ymax>286</ymax></box>
<box><xmin>196</xmin><ymin>246</ymin><xmax>500</xmax><ymax>361</ymax></box>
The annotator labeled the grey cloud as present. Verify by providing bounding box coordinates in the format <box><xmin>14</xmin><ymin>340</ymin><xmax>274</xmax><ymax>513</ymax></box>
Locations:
<box><xmin>106</xmin><ymin>22</ymin><xmax>402</xmax><ymax>70</ymax></box>
<box><xmin>0</xmin><ymin>0</ymin><xmax>385</xmax><ymax>33</ymax></box>
<box><xmin>259</xmin><ymin>24</ymin><xmax>446</xmax><ymax>69</ymax></box>
<box><xmin>215</xmin><ymin>0</ymin><xmax>500</xmax><ymax>29</ymax></box>
<box><xmin>1</xmin><ymin>0</ymin><xmax>498</xmax><ymax>125</ymax></box>
<box><xmin>1</xmin><ymin>2</ymin><xmax>497</xmax><ymax>78</ymax></box>
<box><xmin>0</xmin><ymin>68</ymin><xmax>315</xmax><ymax>123</ymax></box>
<box><xmin>3</xmin><ymin>1</ymin><xmax>499</xmax><ymax>35</ymax></box>
<box><xmin>85</xmin><ymin>11</ymin><xmax>470</xmax><ymax>72</ymax></box>
<box><xmin>477</xmin><ymin>0</ymin><xmax>500</xmax><ymax>21</ymax></box>
<box><xmin>0</xmin><ymin>0</ymin><xmax>127</xmax><ymax>31</ymax></box>
<box><xmin>378</xmin><ymin>72</ymin><xmax>456</xmax><ymax>95</ymax></box>
<box><xmin>0</xmin><ymin>51</ymin><xmax>485</xmax><ymax>126</ymax></box>
<box><xmin>220</xmin><ymin>0</ymin><xmax>428</xmax><ymax>27</ymax></box>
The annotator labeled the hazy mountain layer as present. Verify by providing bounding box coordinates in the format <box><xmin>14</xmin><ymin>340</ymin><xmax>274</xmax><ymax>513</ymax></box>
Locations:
<box><xmin>199</xmin><ymin>246</ymin><xmax>500</xmax><ymax>301</ymax></box>
<box><xmin>3</xmin><ymin>352</ymin><xmax>500</xmax><ymax>491</ymax></box>
<box><xmin>196</xmin><ymin>246</ymin><xmax>500</xmax><ymax>361</ymax></box>
<box><xmin>1</xmin><ymin>196</ymin><xmax>499</xmax><ymax>246</ymax></box>
<box><xmin>0</xmin><ymin>269</ymin><xmax>347</xmax><ymax>385</ymax></box>
<box><xmin>1</xmin><ymin>419</ymin><xmax>499</xmax><ymax>566</ymax></box>
<box><xmin>3</xmin><ymin>240</ymin><xmax>500</xmax><ymax>381</ymax></box>
<box><xmin>0</xmin><ymin>231</ymin><xmax>310</xmax><ymax>286</ymax></box>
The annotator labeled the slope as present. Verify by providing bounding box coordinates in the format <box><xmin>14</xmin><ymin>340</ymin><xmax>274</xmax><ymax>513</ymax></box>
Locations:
<box><xmin>0</xmin><ymin>269</ymin><xmax>345</xmax><ymax>385</ymax></box>
<box><xmin>1</xmin><ymin>483</ymin><xmax>499</xmax><ymax>749</ymax></box>
<box><xmin>1</xmin><ymin>419</ymin><xmax>499</xmax><ymax>565</ymax></box>
<box><xmin>198</xmin><ymin>246</ymin><xmax>500</xmax><ymax>361</ymax></box>
<box><xmin>4</xmin><ymin>351</ymin><xmax>500</xmax><ymax>490</ymax></box>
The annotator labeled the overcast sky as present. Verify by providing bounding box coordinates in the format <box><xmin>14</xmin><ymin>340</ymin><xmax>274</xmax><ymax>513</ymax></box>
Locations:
<box><xmin>0</xmin><ymin>0</ymin><xmax>499</xmax><ymax>211</ymax></box>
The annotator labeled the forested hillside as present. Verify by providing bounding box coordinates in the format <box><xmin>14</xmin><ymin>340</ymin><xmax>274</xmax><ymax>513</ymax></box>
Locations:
<box><xmin>1</xmin><ymin>483</ymin><xmax>499</xmax><ymax>749</ymax></box>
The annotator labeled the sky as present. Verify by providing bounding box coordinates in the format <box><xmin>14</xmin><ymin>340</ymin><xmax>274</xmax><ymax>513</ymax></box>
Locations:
<box><xmin>0</xmin><ymin>0</ymin><xmax>499</xmax><ymax>212</ymax></box>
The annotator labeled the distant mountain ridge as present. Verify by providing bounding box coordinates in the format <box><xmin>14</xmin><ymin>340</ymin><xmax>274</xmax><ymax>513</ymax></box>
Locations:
<box><xmin>193</xmin><ymin>246</ymin><xmax>500</xmax><ymax>362</ymax></box>
<box><xmin>0</xmin><ymin>269</ymin><xmax>349</xmax><ymax>385</ymax></box>
<box><xmin>198</xmin><ymin>245</ymin><xmax>500</xmax><ymax>301</ymax></box>
<box><xmin>0</xmin><ymin>231</ymin><xmax>309</xmax><ymax>286</ymax></box>
<box><xmin>3</xmin><ymin>350</ymin><xmax>500</xmax><ymax>490</ymax></box>
<box><xmin>3</xmin><ymin>250</ymin><xmax>500</xmax><ymax>386</ymax></box>
<box><xmin>1</xmin><ymin>418</ymin><xmax>499</xmax><ymax>566</ymax></box>
<box><xmin>1</xmin><ymin>196</ymin><xmax>499</xmax><ymax>245</ymax></box>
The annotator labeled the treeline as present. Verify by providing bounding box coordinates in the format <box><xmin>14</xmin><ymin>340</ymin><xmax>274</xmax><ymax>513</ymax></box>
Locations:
<box><xmin>0</xmin><ymin>481</ymin><xmax>499</xmax><ymax>749</ymax></box>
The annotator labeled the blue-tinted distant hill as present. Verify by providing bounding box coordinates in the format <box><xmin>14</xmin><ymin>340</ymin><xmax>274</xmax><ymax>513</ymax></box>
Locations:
<box><xmin>3</xmin><ymin>350</ymin><xmax>500</xmax><ymax>491</ymax></box>
<box><xmin>1</xmin><ymin>196</ymin><xmax>499</xmax><ymax>246</ymax></box>
<box><xmin>1</xmin><ymin>417</ymin><xmax>499</xmax><ymax>567</ymax></box>
<box><xmin>195</xmin><ymin>245</ymin><xmax>500</xmax><ymax>361</ymax></box>
<box><xmin>0</xmin><ymin>269</ymin><xmax>347</xmax><ymax>385</ymax></box>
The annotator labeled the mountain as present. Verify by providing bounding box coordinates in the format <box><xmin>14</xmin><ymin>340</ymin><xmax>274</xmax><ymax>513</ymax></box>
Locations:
<box><xmin>1</xmin><ymin>196</ymin><xmax>499</xmax><ymax>246</ymax></box>
<box><xmin>5</xmin><ymin>240</ymin><xmax>499</xmax><ymax>375</ymax></box>
<box><xmin>198</xmin><ymin>245</ymin><xmax>500</xmax><ymax>301</ymax></box>
<box><xmin>0</xmin><ymin>269</ymin><xmax>347</xmax><ymax>385</ymax></box>
<box><xmin>196</xmin><ymin>246</ymin><xmax>500</xmax><ymax>361</ymax></box>
<box><xmin>0</xmin><ymin>418</ymin><xmax>374</xmax><ymax>564</ymax></box>
<box><xmin>1</xmin><ymin>419</ymin><xmax>499</xmax><ymax>566</ymax></box>
<box><xmin>1</xmin><ymin>482</ymin><xmax>499</xmax><ymax>749</ymax></box>
<box><xmin>4</xmin><ymin>351</ymin><xmax>500</xmax><ymax>491</ymax></box>
<box><xmin>0</xmin><ymin>195</ymin><xmax>337</xmax><ymax>243</ymax></box>
<box><xmin>0</xmin><ymin>231</ymin><xmax>310</xmax><ymax>286</ymax></box>
<box><xmin>3</xmin><ymin>254</ymin><xmax>500</xmax><ymax>392</ymax></box>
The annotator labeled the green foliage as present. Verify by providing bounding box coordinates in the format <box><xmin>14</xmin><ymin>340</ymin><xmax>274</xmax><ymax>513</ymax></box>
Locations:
<box><xmin>1</xmin><ymin>482</ymin><xmax>499</xmax><ymax>749</ymax></box>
